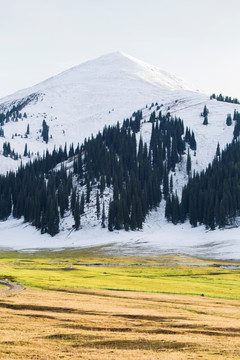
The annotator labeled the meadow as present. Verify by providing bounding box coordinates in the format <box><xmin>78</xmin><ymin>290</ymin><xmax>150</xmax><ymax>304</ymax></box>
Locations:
<box><xmin>0</xmin><ymin>247</ymin><xmax>240</xmax><ymax>359</ymax></box>
<box><xmin>0</xmin><ymin>247</ymin><xmax>240</xmax><ymax>299</ymax></box>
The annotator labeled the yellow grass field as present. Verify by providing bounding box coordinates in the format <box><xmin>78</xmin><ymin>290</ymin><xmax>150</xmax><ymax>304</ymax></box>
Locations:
<box><xmin>1</xmin><ymin>287</ymin><xmax>240</xmax><ymax>359</ymax></box>
<box><xmin>1</xmin><ymin>249</ymin><xmax>240</xmax><ymax>359</ymax></box>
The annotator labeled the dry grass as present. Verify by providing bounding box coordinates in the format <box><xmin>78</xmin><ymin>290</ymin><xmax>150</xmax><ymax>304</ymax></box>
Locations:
<box><xmin>0</xmin><ymin>284</ymin><xmax>8</xmax><ymax>291</ymax></box>
<box><xmin>1</xmin><ymin>287</ymin><xmax>240</xmax><ymax>359</ymax></box>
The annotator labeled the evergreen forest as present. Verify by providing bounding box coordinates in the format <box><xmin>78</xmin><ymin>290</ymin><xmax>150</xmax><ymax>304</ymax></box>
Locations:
<box><xmin>166</xmin><ymin>110</ymin><xmax>240</xmax><ymax>229</ymax></box>
<box><xmin>0</xmin><ymin>106</ymin><xmax>196</xmax><ymax>236</ymax></box>
<box><xmin>2</xmin><ymin>101</ymin><xmax>240</xmax><ymax>237</ymax></box>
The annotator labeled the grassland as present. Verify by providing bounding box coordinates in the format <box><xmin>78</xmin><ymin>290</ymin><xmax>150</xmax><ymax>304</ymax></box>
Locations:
<box><xmin>0</xmin><ymin>247</ymin><xmax>240</xmax><ymax>359</ymax></box>
<box><xmin>1</xmin><ymin>287</ymin><xmax>240</xmax><ymax>359</ymax></box>
<box><xmin>0</xmin><ymin>247</ymin><xmax>240</xmax><ymax>299</ymax></box>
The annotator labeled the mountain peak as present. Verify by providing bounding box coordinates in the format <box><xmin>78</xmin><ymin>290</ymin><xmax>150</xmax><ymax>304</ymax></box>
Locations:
<box><xmin>0</xmin><ymin>52</ymin><xmax>201</xmax><ymax>158</ymax></box>
<box><xmin>0</xmin><ymin>52</ymin><xmax>198</xmax><ymax>105</ymax></box>
<box><xmin>58</xmin><ymin>51</ymin><xmax>197</xmax><ymax>93</ymax></box>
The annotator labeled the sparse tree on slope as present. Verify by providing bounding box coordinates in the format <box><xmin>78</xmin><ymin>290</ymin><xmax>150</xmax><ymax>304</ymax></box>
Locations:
<box><xmin>74</xmin><ymin>195</ymin><xmax>80</xmax><ymax>230</ymax></box>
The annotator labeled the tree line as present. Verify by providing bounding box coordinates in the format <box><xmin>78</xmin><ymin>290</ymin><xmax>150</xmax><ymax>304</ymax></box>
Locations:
<box><xmin>210</xmin><ymin>93</ymin><xmax>240</xmax><ymax>104</ymax></box>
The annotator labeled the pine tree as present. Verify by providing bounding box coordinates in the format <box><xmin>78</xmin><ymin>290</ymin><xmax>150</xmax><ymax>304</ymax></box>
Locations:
<box><xmin>58</xmin><ymin>183</ymin><xmax>68</xmax><ymax>218</ymax></box>
<box><xmin>24</xmin><ymin>144</ymin><xmax>28</xmax><ymax>157</ymax></box>
<box><xmin>135</xmin><ymin>197</ymin><xmax>143</xmax><ymax>229</ymax></box>
<box><xmin>74</xmin><ymin>195</ymin><xmax>80</xmax><ymax>230</ymax></box>
<box><xmin>46</xmin><ymin>196</ymin><xmax>59</xmax><ymax>236</ymax></box>
<box><xmin>71</xmin><ymin>188</ymin><xmax>76</xmax><ymax>215</ymax></box>
<box><xmin>189</xmin><ymin>194</ymin><xmax>197</xmax><ymax>227</ymax></box>
<box><xmin>233</xmin><ymin>109</ymin><xmax>238</xmax><ymax>121</ymax></box>
<box><xmin>86</xmin><ymin>178</ymin><xmax>91</xmax><ymax>203</ymax></box>
<box><xmin>171</xmin><ymin>193</ymin><xmax>180</xmax><ymax>225</ymax></box>
<box><xmin>163</xmin><ymin>165</ymin><xmax>169</xmax><ymax>200</ymax></box>
<box><xmin>3</xmin><ymin>142</ymin><xmax>11</xmax><ymax>157</ymax></box>
<box><xmin>101</xmin><ymin>201</ymin><xmax>106</xmax><ymax>228</ymax></box>
<box><xmin>96</xmin><ymin>191</ymin><xmax>100</xmax><ymax>220</ymax></box>
<box><xmin>170</xmin><ymin>135</ymin><xmax>178</xmax><ymax>171</ymax></box>
<box><xmin>216</xmin><ymin>142</ymin><xmax>220</xmax><ymax>159</ymax></box>
<box><xmin>0</xmin><ymin>113</ymin><xmax>5</xmax><ymax>126</ymax></box>
<box><xmin>202</xmin><ymin>105</ymin><xmax>209</xmax><ymax>117</ymax></box>
<box><xmin>100</xmin><ymin>175</ymin><xmax>105</xmax><ymax>194</ymax></box>
<box><xmin>42</xmin><ymin>120</ymin><xmax>49</xmax><ymax>143</ymax></box>
<box><xmin>226</xmin><ymin>114</ymin><xmax>232</xmax><ymax>126</ymax></box>
<box><xmin>130</xmin><ymin>202</ymin><xmax>137</xmax><ymax>230</ymax></box>
<box><xmin>170</xmin><ymin>174</ymin><xmax>173</xmax><ymax>193</ymax></box>
<box><xmin>186</xmin><ymin>149</ymin><xmax>191</xmax><ymax>176</ymax></box>
<box><xmin>80</xmin><ymin>192</ymin><xmax>85</xmax><ymax>215</ymax></box>
<box><xmin>190</xmin><ymin>131</ymin><xmax>197</xmax><ymax>151</ymax></box>
<box><xmin>203</xmin><ymin>116</ymin><xmax>208</xmax><ymax>125</ymax></box>
<box><xmin>165</xmin><ymin>196</ymin><xmax>171</xmax><ymax>221</ymax></box>
<box><xmin>108</xmin><ymin>200</ymin><xmax>114</xmax><ymax>231</ymax></box>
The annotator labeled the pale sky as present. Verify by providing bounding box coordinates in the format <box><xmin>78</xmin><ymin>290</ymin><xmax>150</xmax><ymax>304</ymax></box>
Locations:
<box><xmin>0</xmin><ymin>0</ymin><xmax>240</xmax><ymax>99</ymax></box>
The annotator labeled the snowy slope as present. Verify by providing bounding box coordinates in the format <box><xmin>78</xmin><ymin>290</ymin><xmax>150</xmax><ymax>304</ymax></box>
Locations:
<box><xmin>0</xmin><ymin>52</ymin><xmax>240</xmax><ymax>259</ymax></box>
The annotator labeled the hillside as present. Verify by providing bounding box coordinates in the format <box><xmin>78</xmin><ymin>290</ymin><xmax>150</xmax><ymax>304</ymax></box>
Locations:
<box><xmin>0</xmin><ymin>52</ymin><xmax>240</xmax><ymax>259</ymax></box>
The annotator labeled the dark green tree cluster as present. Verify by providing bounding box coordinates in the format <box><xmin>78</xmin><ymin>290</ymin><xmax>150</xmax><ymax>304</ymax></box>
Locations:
<box><xmin>210</xmin><ymin>93</ymin><xmax>240</xmax><ymax>104</ymax></box>
<box><xmin>2</xmin><ymin>141</ymin><xmax>19</xmax><ymax>160</ymax></box>
<box><xmin>0</xmin><ymin>102</ymin><xmax>28</xmax><ymax>127</ymax></box>
<box><xmin>4</xmin><ymin>162</ymin><xmax>72</xmax><ymax>236</ymax></box>
<box><xmin>3</xmin><ymin>142</ymin><xmax>11</xmax><ymax>157</ymax></box>
<box><xmin>185</xmin><ymin>127</ymin><xmax>197</xmax><ymax>151</ymax></box>
<box><xmin>150</xmin><ymin>113</ymin><xmax>186</xmax><ymax>172</ymax></box>
<box><xmin>0</xmin><ymin>113</ymin><xmax>5</xmax><ymax>127</ymax></box>
<box><xmin>0</xmin><ymin>145</ymin><xmax>77</xmax><ymax>236</ymax></box>
<box><xmin>72</xmin><ymin>110</ymin><xmax>192</xmax><ymax>231</ymax></box>
<box><xmin>0</xmin><ymin>104</ymin><xmax>196</xmax><ymax>236</ymax></box>
<box><xmin>0</xmin><ymin>175</ymin><xmax>11</xmax><ymax>220</ymax></box>
<box><xmin>0</xmin><ymin>94</ymin><xmax>38</xmax><ymax>127</ymax></box>
<box><xmin>233</xmin><ymin>110</ymin><xmax>240</xmax><ymax>139</ymax></box>
<box><xmin>166</xmin><ymin>140</ymin><xmax>240</xmax><ymax>229</ymax></box>
<box><xmin>121</xmin><ymin>110</ymin><xmax>142</xmax><ymax>134</ymax></box>
<box><xmin>131</xmin><ymin>110</ymin><xmax>142</xmax><ymax>132</ymax></box>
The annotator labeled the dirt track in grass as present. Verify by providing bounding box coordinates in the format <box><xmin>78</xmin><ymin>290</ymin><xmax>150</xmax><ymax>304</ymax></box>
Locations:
<box><xmin>0</xmin><ymin>280</ymin><xmax>23</xmax><ymax>295</ymax></box>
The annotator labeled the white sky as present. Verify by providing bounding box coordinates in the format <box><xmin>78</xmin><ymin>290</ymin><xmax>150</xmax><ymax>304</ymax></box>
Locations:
<box><xmin>0</xmin><ymin>0</ymin><xmax>240</xmax><ymax>99</ymax></box>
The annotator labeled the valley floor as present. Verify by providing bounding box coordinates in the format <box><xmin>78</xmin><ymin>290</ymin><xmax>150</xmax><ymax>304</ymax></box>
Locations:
<box><xmin>1</xmin><ymin>287</ymin><xmax>240</xmax><ymax>359</ymax></box>
<box><xmin>0</xmin><ymin>250</ymin><xmax>240</xmax><ymax>359</ymax></box>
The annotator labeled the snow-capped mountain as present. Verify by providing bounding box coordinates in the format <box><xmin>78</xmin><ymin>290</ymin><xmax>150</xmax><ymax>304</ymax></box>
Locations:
<box><xmin>0</xmin><ymin>51</ymin><xmax>200</xmax><ymax>173</ymax></box>
<box><xmin>0</xmin><ymin>52</ymin><xmax>240</xmax><ymax>259</ymax></box>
